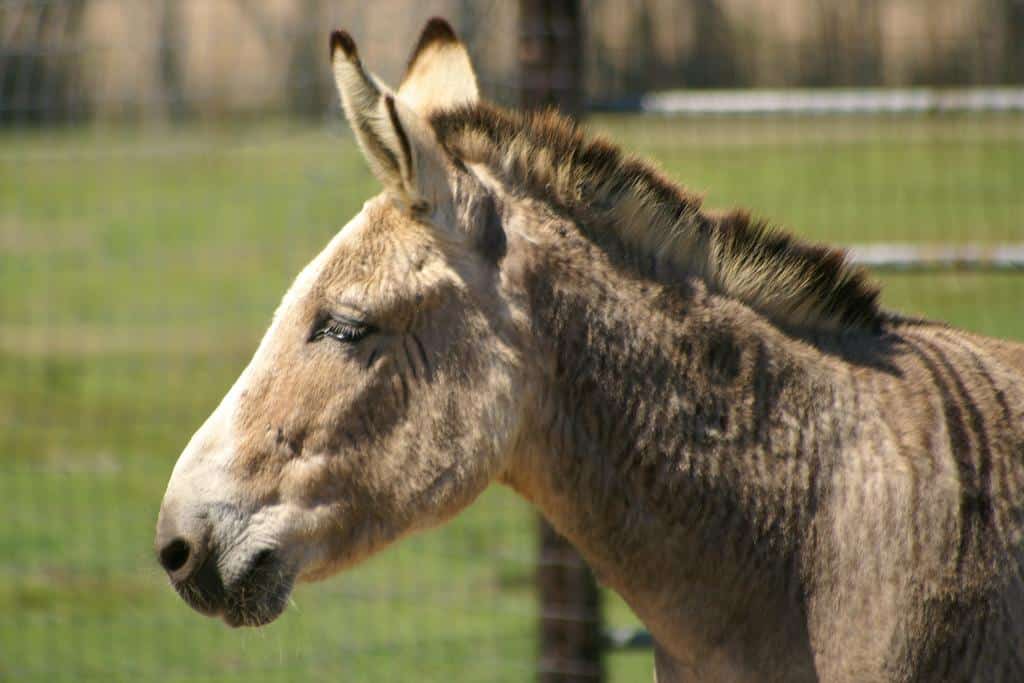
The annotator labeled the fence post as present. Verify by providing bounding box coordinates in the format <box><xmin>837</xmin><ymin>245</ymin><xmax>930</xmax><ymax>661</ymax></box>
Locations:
<box><xmin>519</xmin><ymin>0</ymin><xmax>584</xmax><ymax>116</ymax></box>
<box><xmin>519</xmin><ymin>2</ymin><xmax>604</xmax><ymax>681</ymax></box>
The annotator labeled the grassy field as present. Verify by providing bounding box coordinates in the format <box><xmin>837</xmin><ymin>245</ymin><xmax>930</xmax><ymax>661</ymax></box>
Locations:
<box><xmin>1</xmin><ymin>114</ymin><xmax>1022</xmax><ymax>681</ymax></box>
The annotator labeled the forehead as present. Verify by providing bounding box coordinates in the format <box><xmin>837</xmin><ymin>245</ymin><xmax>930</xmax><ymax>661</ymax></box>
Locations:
<box><xmin>283</xmin><ymin>197</ymin><xmax>453</xmax><ymax>312</ymax></box>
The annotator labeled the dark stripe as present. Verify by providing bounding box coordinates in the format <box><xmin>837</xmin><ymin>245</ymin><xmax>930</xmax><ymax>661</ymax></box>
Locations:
<box><xmin>750</xmin><ymin>340</ymin><xmax>773</xmax><ymax>448</ymax></box>
<box><xmin>403</xmin><ymin>338</ymin><xmax>418</xmax><ymax>381</ymax></box>
<box><xmin>919</xmin><ymin>338</ymin><xmax>994</xmax><ymax>531</ymax></box>
<box><xmin>385</xmin><ymin>95</ymin><xmax>413</xmax><ymax>185</ymax></box>
<box><xmin>967</xmin><ymin>607</ymin><xmax>990</xmax><ymax>678</ymax></box>
<box><xmin>939</xmin><ymin>333</ymin><xmax>1014</xmax><ymax>425</ymax></box>
<box><xmin>359</xmin><ymin>412</ymin><xmax>374</xmax><ymax>442</ymax></box>
<box><xmin>411</xmin><ymin>332</ymin><xmax>431</xmax><ymax>377</ymax></box>
<box><xmin>906</xmin><ymin>340</ymin><xmax>975</xmax><ymax>562</ymax></box>
<box><xmin>398</xmin><ymin>371</ymin><xmax>410</xmax><ymax>408</ymax></box>
<box><xmin>906</xmin><ymin>337</ymin><xmax>988</xmax><ymax>569</ymax></box>
<box><xmin>357</xmin><ymin>115</ymin><xmax>400</xmax><ymax>177</ymax></box>
<box><xmin>365</xmin><ymin>346</ymin><xmax>380</xmax><ymax>369</ymax></box>
<box><xmin>337</xmin><ymin>365</ymin><xmax>413</xmax><ymax>451</ymax></box>
<box><xmin>939</xmin><ymin>332</ymin><xmax>1012</xmax><ymax>536</ymax></box>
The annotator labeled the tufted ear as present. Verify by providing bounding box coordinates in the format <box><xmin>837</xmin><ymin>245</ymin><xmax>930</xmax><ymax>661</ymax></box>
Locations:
<box><xmin>330</xmin><ymin>30</ymin><xmax>452</xmax><ymax>214</ymax></box>
<box><xmin>398</xmin><ymin>18</ymin><xmax>479</xmax><ymax>116</ymax></box>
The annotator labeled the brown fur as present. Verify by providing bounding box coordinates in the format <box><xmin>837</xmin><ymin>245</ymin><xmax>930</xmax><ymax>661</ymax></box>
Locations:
<box><xmin>432</xmin><ymin>103</ymin><xmax>882</xmax><ymax>333</ymax></box>
<box><xmin>157</xmin><ymin>19</ymin><xmax>1024</xmax><ymax>681</ymax></box>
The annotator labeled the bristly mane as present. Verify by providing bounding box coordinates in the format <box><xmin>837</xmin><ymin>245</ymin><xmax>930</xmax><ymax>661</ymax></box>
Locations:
<box><xmin>430</xmin><ymin>102</ymin><xmax>883</xmax><ymax>333</ymax></box>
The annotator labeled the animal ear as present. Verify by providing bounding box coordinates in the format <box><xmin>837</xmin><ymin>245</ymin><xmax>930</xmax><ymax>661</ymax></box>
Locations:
<box><xmin>397</xmin><ymin>18</ymin><xmax>479</xmax><ymax>116</ymax></box>
<box><xmin>331</xmin><ymin>30</ymin><xmax>451</xmax><ymax>212</ymax></box>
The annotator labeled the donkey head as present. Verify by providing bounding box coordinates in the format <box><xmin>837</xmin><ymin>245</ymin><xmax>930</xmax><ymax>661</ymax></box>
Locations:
<box><xmin>155</xmin><ymin>19</ymin><xmax>528</xmax><ymax>627</ymax></box>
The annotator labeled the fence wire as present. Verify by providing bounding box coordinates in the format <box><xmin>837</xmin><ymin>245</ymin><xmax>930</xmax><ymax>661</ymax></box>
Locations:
<box><xmin>1</xmin><ymin>2</ymin><xmax>1023</xmax><ymax>682</ymax></box>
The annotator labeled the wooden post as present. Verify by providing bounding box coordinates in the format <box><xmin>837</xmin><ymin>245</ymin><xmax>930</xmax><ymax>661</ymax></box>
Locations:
<box><xmin>519</xmin><ymin>2</ymin><xmax>603</xmax><ymax>682</ymax></box>
<box><xmin>536</xmin><ymin>519</ymin><xmax>604</xmax><ymax>682</ymax></box>
<box><xmin>519</xmin><ymin>0</ymin><xmax>584</xmax><ymax>116</ymax></box>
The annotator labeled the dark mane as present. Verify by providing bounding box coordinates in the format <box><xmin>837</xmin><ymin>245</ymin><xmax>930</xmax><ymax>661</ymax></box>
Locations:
<box><xmin>430</xmin><ymin>102</ymin><xmax>883</xmax><ymax>333</ymax></box>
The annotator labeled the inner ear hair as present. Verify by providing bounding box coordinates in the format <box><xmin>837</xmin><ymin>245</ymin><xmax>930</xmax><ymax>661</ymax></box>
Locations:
<box><xmin>332</xmin><ymin>29</ymin><xmax>424</xmax><ymax>204</ymax></box>
<box><xmin>384</xmin><ymin>95</ymin><xmax>415</xmax><ymax>189</ymax></box>
<box><xmin>331</xmin><ymin>26</ymin><xmax>458</xmax><ymax>218</ymax></box>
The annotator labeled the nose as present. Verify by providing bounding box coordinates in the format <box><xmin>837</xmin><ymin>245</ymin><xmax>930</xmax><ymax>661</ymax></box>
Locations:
<box><xmin>155</xmin><ymin>505</ymin><xmax>209</xmax><ymax>583</ymax></box>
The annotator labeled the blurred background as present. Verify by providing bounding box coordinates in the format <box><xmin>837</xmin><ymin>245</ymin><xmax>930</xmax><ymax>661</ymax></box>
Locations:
<box><xmin>1</xmin><ymin>1</ymin><xmax>1022</xmax><ymax>681</ymax></box>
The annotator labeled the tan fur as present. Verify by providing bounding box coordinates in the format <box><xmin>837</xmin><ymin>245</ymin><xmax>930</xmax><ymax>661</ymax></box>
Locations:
<box><xmin>398</xmin><ymin>17</ymin><xmax>479</xmax><ymax>116</ymax></box>
<box><xmin>157</xmin><ymin>19</ymin><xmax>1024</xmax><ymax>681</ymax></box>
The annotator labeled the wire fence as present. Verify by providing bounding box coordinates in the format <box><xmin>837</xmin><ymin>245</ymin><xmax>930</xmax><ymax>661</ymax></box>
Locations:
<box><xmin>2</xmin><ymin>1</ymin><xmax>1023</xmax><ymax>682</ymax></box>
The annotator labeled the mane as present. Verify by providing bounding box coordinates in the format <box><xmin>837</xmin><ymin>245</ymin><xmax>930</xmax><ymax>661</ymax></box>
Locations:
<box><xmin>430</xmin><ymin>102</ymin><xmax>883</xmax><ymax>333</ymax></box>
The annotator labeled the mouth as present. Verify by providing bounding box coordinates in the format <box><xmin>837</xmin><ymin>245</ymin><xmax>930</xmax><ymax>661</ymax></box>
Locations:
<box><xmin>171</xmin><ymin>548</ymin><xmax>296</xmax><ymax>628</ymax></box>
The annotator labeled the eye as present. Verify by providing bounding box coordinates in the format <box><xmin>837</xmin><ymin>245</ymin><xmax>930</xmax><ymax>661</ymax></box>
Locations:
<box><xmin>309</xmin><ymin>314</ymin><xmax>374</xmax><ymax>344</ymax></box>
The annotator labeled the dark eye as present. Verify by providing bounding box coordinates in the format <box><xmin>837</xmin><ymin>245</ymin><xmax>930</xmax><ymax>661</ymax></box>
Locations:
<box><xmin>309</xmin><ymin>315</ymin><xmax>374</xmax><ymax>344</ymax></box>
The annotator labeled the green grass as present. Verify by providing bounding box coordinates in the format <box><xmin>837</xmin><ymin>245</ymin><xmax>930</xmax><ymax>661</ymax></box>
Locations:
<box><xmin>1</xmin><ymin>115</ymin><xmax>1022</xmax><ymax>681</ymax></box>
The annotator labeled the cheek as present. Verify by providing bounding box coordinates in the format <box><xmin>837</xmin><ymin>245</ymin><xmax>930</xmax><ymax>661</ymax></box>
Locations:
<box><xmin>424</xmin><ymin>352</ymin><xmax>521</xmax><ymax>472</ymax></box>
<box><xmin>278</xmin><ymin>454</ymin><xmax>339</xmax><ymax>504</ymax></box>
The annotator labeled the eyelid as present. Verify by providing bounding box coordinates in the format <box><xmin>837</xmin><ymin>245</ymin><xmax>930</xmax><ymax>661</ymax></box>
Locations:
<box><xmin>308</xmin><ymin>312</ymin><xmax>375</xmax><ymax>343</ymax></box>
<box><xmin>328</xmin><ymin>311</ymin><xmax>369</xmax><ymax>327</ymax></box>
<box><xmin>332</xmin><ymin>301</ymin><xmax>371</xmax><ymax>321</ymax></box>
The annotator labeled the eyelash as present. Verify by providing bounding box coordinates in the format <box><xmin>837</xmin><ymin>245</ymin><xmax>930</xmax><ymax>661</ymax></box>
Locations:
<box><xmin>309</xmin><ymin>316</ymin><xmax>374</xmax><ymax>344</ymax></box>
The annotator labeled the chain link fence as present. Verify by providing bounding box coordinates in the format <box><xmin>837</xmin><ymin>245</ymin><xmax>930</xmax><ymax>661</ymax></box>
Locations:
<box><xmin>2</xmin><ymin>1</ymin><xmax>1022</xmax><ymax>681</ymax></box>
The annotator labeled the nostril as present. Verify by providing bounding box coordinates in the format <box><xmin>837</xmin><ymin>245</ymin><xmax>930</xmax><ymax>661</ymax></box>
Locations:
<box><xmin>248</xmin><ymin>548</ymin><xmax>275</xmax><ymax>577</ymax></box>
<box><xmin>252</xmin><ymin>548</ymin><xmax>274</xmax><ymax>569</ymax></box>
<box><xmin>159</xmin><ymin>537</ymin><xmax>191</xmax><ymax>574</ymax></box>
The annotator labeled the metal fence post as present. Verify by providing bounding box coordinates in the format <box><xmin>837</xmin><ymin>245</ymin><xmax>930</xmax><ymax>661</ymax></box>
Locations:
<box><xmin>519</xmin><ymin>2</ymin><xmax>604</xmax><ymax>681</ymax></box>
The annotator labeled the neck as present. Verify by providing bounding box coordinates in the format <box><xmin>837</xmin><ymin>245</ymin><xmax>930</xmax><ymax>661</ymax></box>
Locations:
<box><xmin>501</xmin><ymin>221</ymin><xmax>851</xmax><ymax>676</ymax></box>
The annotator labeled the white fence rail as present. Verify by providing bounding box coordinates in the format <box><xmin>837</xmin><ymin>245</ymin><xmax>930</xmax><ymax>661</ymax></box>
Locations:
<box><xmin>847</xmin><ymin>243</ymin><xmax>1024</xmax><ymax>271</ymax></box>
<box><xmin>598</xmin><ymin>88</ymin><xmax>1024</xmax><ymax>116</ymax></box>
